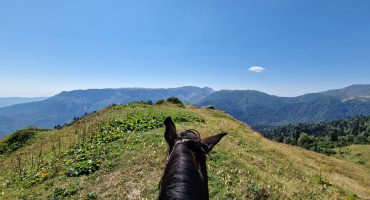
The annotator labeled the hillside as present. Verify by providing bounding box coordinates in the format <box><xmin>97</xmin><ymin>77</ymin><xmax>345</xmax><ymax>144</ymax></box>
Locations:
<box><xmin>197</xmin><ymin>88</ymin><xmax>370</xmax><ymax>126</ymax></box>
<box><xmin>0</xmin><ymin>103</ymin><xmax>369</xmax><ymax>199</ymax></box>
<box><xmin>319</xmin><ymin>84</ymin><xmax>370</xmax><ymax>101</ymax></box>
<box><xmin>0</xmin><ymin>97</ymin><xmax>47</xmax><ymax>109</ymax></box>
<box><xmin>333</xmin><ymin>145</ymin><xmax>370</xmax><ymax>172</ymax></box>
<box><xmin>261</xmin><ymin>116</ymin><xmax>370</xmax><ymax>155</ymax></box>
<box><xmin>0</xmin><ymin>86</ymin><xmax>213</xmax><ymax>136</ymax></box>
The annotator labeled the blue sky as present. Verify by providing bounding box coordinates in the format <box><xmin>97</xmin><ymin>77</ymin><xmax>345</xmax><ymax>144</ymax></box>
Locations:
<box><xmin>1</xmin><ymin>0</ymin><xmax>370</xmax><ymax>97</ymax></box>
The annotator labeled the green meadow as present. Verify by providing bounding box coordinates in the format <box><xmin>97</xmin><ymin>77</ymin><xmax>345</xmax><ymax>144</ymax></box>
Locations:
<box><xmin>0</xmin><ymin>102</ymin><xmax>369</xmax><ymax>199</ymax></box>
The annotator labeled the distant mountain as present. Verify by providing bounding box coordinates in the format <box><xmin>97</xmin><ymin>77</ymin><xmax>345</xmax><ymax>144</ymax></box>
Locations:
<box><xmin>197</xmin><ymin>85</ymin><xmax>370</xmax><ymax>126</ymax></box>
<box><xmin>319</xmin><ymin>84</ymin><xmax>370</xmax><ymax>101</ymax></box>
<box><xmin>0</xmin><ymin>97</ymin><xmax>47</xmax><ymax>108</ymax></box>
<box><xmin>0</xmin><ymin>86</ymin><xmax>213</xmax><ymax>136</ymax></box>
<box><xmin>1</xmin><ymin>84</ymin><xmax>369</xmax><ymax>137</ymax></box>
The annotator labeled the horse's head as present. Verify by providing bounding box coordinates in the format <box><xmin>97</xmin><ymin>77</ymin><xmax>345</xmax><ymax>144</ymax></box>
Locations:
<box><xmin>160</xmin><ymin>117</ymin><xmax>227</xmax><ymax>199</ymax></box>
<box><xmin>164</xmin><ymin>116</ymin><xmax>227</xmax><ymax>159</ymax></box>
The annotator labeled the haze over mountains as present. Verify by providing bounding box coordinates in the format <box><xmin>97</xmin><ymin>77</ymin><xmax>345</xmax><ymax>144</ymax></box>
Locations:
<box><xmin>198</xmin><ymin>84</ymin><xmax>370</xmax><ymax>126</ymax></box>
<box><xmin>0</xmin><ymin>87</ymin><xmax>213</xmax><ymax>136</ymax></box>
<box><xmin>0</xmin><ymin>84</ymin><xmax>369</xmax><ymax>137</ymax></box>
<box><xmin>0</xmin><ymin>97</ymin><xmax>47</xmax><ymax>108</ymax></box>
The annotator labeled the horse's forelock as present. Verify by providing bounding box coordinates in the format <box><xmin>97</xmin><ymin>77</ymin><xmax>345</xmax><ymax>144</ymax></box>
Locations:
<box><xmin>159</xmin><ymin>136</ymin><xmax>209</xmax><ymax>200</ymax></box>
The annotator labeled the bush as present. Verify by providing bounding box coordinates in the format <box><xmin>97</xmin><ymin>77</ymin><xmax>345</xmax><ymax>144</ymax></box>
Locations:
<box><xmin>354</xmin><ymin>133</ymin><xmax>367</xmax><ymax>144</ymax></box>
<box><xmin>155</xmin><ymin>97</ymin><xmax>183</xmax><ymax>106</ymax></box>
<box><xmin>202</xmin><ymin>105</ymin><xmax>215</xmax><ymax>109</ymax></box>
<box><xmin>319</xmin><ymin>148</ymin><xmax>336</xmax><ymax>155</ymax></box>
<box><xmin>166</xmin><ymin>97</ymin><xmax>183</xmax><ymax>105</ymax></box>
<box><xmin>283</xmin><ymin>137</ymin><xmax>294</xmax><ymax>144</ymax></box>
<box><xmin>155</xmin><ymin>99</ymin><xmax>165</xmax><ymax>105</ymax></box>
<box><xmin>297</xmin><ymin>132</ymin><xmax>314</xmax><ymax>148</ymax></box>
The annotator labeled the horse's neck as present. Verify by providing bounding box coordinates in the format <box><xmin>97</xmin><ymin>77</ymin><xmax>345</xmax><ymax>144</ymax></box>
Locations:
<box><xmin>160</xmin><ymin>144</ymin><xmax>209</xmax><ymax>200</ymax></box>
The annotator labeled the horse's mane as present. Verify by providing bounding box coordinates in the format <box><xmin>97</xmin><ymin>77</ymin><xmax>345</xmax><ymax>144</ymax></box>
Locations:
<box><xmin>159</xmin><ymin>130</ymin><xmax>209</xmax><ymax>200</ymax></box>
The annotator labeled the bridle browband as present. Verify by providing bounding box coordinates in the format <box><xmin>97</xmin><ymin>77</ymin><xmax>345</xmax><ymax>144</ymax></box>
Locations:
<box><xmin>166</xmin><ymin>138</ymin><xmax>192</xmax><ymax>161</ymax></box>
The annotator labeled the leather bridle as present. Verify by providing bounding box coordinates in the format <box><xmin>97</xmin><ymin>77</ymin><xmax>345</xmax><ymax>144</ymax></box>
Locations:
<box><xmin>166</xmin><ymin>137</ymin><xmax>208</xmax><ymax>181</ymax></box>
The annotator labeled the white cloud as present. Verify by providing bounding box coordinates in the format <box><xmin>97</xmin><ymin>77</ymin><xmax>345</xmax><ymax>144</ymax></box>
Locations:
<box><xmin>248</xmin><ymin>66</ymin><xmax>265</xmax><ymax>73</ymax></box>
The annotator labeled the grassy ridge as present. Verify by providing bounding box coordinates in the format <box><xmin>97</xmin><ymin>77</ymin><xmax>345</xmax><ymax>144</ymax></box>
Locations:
<box><xmin>0</xmin><ymin>128</ymin><xmax>50</xmax><ymax>154</ymax></box>
<box><xmin>0</xmin><ymin>103</ymin><xmax>369</xmax><ymax>199</ymax></box>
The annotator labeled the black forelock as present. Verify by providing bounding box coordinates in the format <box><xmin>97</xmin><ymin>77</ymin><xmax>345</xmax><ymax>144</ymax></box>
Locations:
<box><xmin>159</xmin><ymin>130</ymin><xmax>209</xmax><ymax>200</ymax></box>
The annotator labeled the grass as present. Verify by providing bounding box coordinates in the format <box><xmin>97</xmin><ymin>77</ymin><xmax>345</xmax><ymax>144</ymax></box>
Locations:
<box><xmin>0</xmin><ymin>128</ymin><xmax>50</xmax><ymax>154</ymax></box>
<box><xmin>0</xmin><ymin>102</ymin><xmax>369</xmax><ymax>199</ymax></box>
<box><xmin>332</xmin><ymin>145</ymin><xmax>370</xmax><ymax>172</ymax></box>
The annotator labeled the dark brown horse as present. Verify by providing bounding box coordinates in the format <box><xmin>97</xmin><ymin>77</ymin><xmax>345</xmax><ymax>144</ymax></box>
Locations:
<box><xmin>159</xmin><ymin>117</ymin><xmax>227</xmax><ymax>200</ymax></box>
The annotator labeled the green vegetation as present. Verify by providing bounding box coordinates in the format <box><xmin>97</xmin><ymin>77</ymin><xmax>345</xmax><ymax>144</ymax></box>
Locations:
<box><xmin>333</xmin><ymin>145</ymin><xmax>370</xmax><ymax>171</ymax></box>
<box><xmin>0</xmin><ymin>128</ymin><xmax>49</xmax><ymax>154</ymax></box>
<box><xmin>155</xmin><ymin>96</ymin><xmax>184</xmax><ymax>107</ymax></box>
<box><xmin>166</xmin><ymin>96</ymin><xmax>183</xmax><ymax>105</ymax></box>
<box><xmin>0</xmin><ymin>102</ymin><xmax>369</xmax><ymax>199</ymax></box>
<box><xmin>263</xmin><ymin>116</ymin><xmax>370</xmax><ymax>155</ymax></box>
<box><xmin>65</xmin><ymin>105</ymin><xmax>204</xmax><ymax>176</ymax></box>
<box><xmin>155</xmin><ymin>99</ymin><xmax>165</xmax><ymax>105</ymax></box>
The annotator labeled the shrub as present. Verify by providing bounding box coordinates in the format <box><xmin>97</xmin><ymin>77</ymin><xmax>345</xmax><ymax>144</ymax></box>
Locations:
<box><xmin>166</xmin><ymin>97</ymin><xmax>183</xmax><ymax>105</ymax></box>
<box><xmin>283</xmin><ymin>137</ymin><xmax>294</xmax><ymax>144</ymax></box>
<box><xmin>354</xmin><ymin>133</ymin><xmax>367</xmax><ymax>144</ymax></box>
<box><xmin>202</xmin><ymin>105</ymin><xmax>215</xmax><ymax>109</ymax></box>
<box><xmin>155</xmin><ymin>99</ymin><xmax>165</xmax><ymax>105</ymax></box>
<box><xmin>297</xmin><ymin>132</ymin><xmax>314</xmax><ymax>148</ymax></box>
<box><xmin>319</xmin><ymin>148</ymin><xmax>336</xmax><ymax>155</ymax></box>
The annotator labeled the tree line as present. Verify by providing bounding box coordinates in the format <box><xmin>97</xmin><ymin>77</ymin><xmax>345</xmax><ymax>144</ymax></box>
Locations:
<box><xmin>261</xmin><ymin>116</ymin><xmax>370</xmax><ymax>155</ymax></box>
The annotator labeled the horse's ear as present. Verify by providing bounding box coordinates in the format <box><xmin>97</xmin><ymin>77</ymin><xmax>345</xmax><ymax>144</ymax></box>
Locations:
<box><xmin>164</xmin><ymin>117</ymin><xmax>178</xmax><ymax>147</ymax></box>
<box><xmin>201</xmin><ymin>132</ymin><xmax>227</xmax><ymax>153</ymax></box>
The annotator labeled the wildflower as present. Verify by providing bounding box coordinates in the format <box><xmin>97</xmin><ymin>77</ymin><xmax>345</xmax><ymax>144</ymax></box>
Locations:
<box><xmin>40</xmin><ymin>171</ymin><xmax>47</xmax><ymax>178</ymax></box>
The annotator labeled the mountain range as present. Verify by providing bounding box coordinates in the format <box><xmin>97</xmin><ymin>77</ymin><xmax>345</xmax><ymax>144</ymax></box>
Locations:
<box><xmin>319</xmin><ymin>84</ymin><xmax>370</xmax><ymax>101</ymax></box>
<box><xmin>0</xmin><ymin>97</ymin><xmax>47</xmax><ymax>108</ymax></box>
<box><xmin>197</xmin><ymin>84</ymin><xmax>370</xmax><ymax>126</ymax></box>
<box><xmin>0</xmin><ymin>87</ymin><xmax>213</xmax><ymax>136</ymax></box>
<box><xmin>0</xmin><ymin>84</ymin><xmax>369</xmax><ymax>137</ymax></box>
